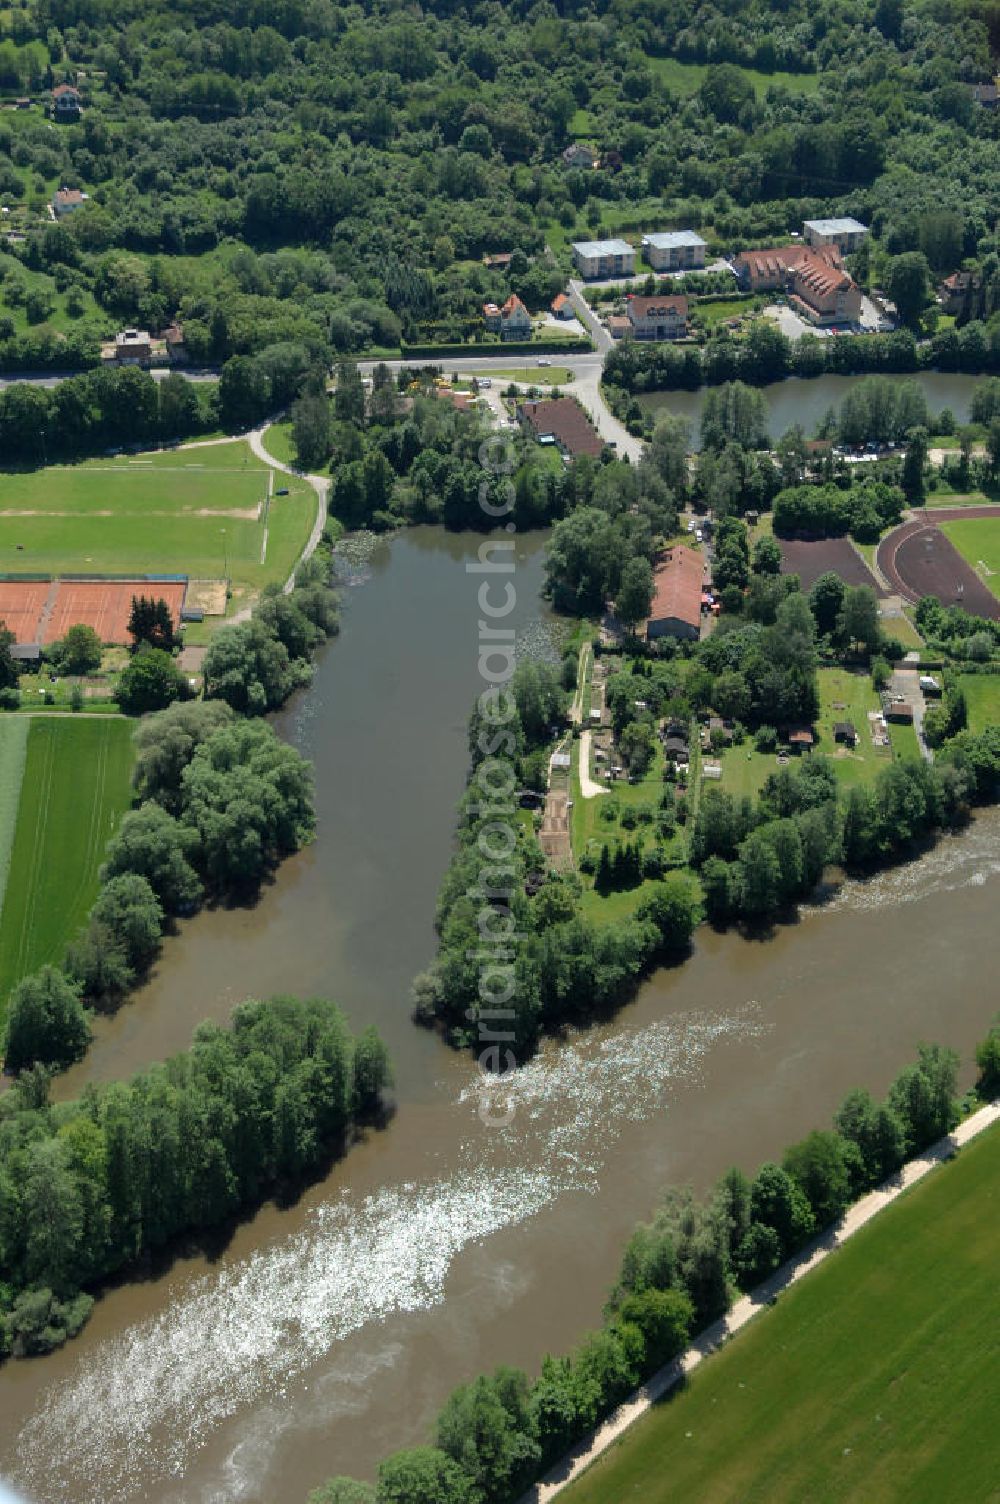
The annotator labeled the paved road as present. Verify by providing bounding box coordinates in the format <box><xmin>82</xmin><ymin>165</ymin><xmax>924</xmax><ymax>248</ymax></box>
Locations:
<box><xmin>521</xmin><ymin>1096</ymin><xmax>1000</xmax><ymax>1504</ymax></box>
<box><xmin>0</xmin><ymin>365</ymin><xmax>221</xmax><ymax>390</ymax></box>
<box><xmin>360</xmin><ymin>348</ymin><xmax>646</xmax><ymax>465</ymax></box>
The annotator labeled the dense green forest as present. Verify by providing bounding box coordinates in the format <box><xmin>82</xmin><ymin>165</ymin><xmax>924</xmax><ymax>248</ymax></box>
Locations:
<box><xmin>0</xmin><ymin>0</ymin><xmax>998</xmax><ymax>367</ymax></box>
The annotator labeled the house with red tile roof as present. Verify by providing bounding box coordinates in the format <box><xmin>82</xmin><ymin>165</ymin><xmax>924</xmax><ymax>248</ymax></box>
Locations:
<box><xmin>551</xmin><ymin>292</ymin><xmax>573</xmax><ymax>318</ymax></box>
<box><xmin>734</xmin><ymin>244</ymin><xmax>861</xmax><ymax>325</ymax></box>
<box><xmin>647</xmin><ymin>545</ymin><xmax>703</xmax><ymax>641</ymax></box>
<box><xmin>483</xmin><ymin>293</ymin><xmax>532</xmax><ymax>340</ymax></box>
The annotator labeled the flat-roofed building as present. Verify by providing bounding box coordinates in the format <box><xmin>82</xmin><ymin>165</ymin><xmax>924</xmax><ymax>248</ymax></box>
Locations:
<box><xmin>802</xmin><ymin>217</ymin><xmax>869</xmax><ymax>253</ymax></box>
<box><xmin>647</xmin><ymin>545</ymin><xmax>703</xmax><ymax>642</ymax></box>
<box><xmin>641</xmin><ymin>230</ymin><xmax>707</xmax><ymax>272</ymax></box>
<box><xmin>571</xmin><ymin>238</ymin><xmax>635</xmax><ymax>279</ymax></box>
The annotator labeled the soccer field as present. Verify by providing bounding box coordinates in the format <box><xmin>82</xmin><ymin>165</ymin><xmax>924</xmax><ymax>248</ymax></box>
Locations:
<box><xmin>940</xmin><ymin>517</ymin><xmax>1000</xmax><ymax>602</ymax></box>
<box><xmin>0</xmin><ymin>718</ymin><xmax>134</xmax><ymax>1017</ymax></box>
<box><xmin>564</xmin><ymin>1123</ymin><xmax>1000</xmax><ymax>1504</ymax></box>
<box><xmin>0</xmin><ymin>441</ymin><xmax>317</xmax><ymax>593</ymax></box>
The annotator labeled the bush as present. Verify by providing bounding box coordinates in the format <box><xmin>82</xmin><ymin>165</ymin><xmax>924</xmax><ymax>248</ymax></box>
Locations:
<box><xmin>2</xmin><ymin>966</ymin><xmax>90</xmax><ymax>1073</ymax></box>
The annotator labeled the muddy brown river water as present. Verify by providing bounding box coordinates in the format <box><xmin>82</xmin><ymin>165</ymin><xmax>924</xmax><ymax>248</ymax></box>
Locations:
<box><xmin>1</xmin><ymin>526</ymin><xmax>998</xmax><ymax>1504</ymax></box>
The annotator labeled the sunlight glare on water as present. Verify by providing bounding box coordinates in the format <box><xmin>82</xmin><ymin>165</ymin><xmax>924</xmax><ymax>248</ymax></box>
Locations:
<box><xmin>13</xmin><ymin>1007</ymin><xmax>764</xmax><ymax>1504</ymax></box>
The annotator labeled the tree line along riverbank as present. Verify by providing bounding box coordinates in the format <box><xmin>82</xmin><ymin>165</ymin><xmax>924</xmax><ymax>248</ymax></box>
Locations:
<box><xmin>305</xmin><ymin>1027</ymin><xmax>1000</xmax><ymax>1504</ymax></box>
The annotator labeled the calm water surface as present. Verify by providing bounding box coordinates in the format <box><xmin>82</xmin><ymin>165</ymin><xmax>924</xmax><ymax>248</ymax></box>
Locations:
<box><xmin>2</xmin><ymin>525</ymin><xmax>998</xmax><ymax>1504</ymax></box>
<box><xmin>639</xmin><ymin>369</ymin><xmax>984</xmax><ymax>446</ymax></box>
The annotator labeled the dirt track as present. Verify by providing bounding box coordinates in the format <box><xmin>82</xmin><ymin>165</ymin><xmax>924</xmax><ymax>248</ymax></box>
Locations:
<box><xmin>877</xmin><ymin>507</ymin><xmax>1000</xmax><ymax>620</ymax></box>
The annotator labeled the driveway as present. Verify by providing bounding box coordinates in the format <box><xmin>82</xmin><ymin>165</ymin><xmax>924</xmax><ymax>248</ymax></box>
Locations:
<box><xmin>889</xmin><ymin>662</ymin><xmax>931</xmax><ymax>760</ymax></box>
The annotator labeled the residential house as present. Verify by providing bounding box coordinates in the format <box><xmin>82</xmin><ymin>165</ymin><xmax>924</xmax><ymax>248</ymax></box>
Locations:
<box><xmin>483</xmin><ymin>293</ymin><xmax>531</xmax><ymax>341</ymax></box>
<box><xmin>51</xmin><ymin>83</ymin><xmax>81</xmax><ymax>119</ymax></box>
<box><xmin>551</xmin><ymin>292</ymin><xmax>573</xmax><ymax>319</ymax></box>
<box><xmin>518</xmin><ymin>397</ymin><xmax>605</xmax><ymax>460</ymax></box>
<box><xmin>834</xmin><ymin>722</ymin><xmax>857</xmax><ymax>745</ymax></box>
<box><xmin>483</xmin><ymin>252</ymin><xmax>514</xmax><ymax>271</ymax></box>
<box><xmin>626</xmin><ymin>293</ymin><xmax>688</xmax><ymax>341</ymax></box>
<box><xmin>647</xmin><ymin>545</ymin><xmax>703</xmax><ymax>642</ymax></box>
<box><xmin>164</xmin><ymin>322</ymin><xmax>188</xmax><ymax>364</ymax></box>
<box><xmin>788</xmin><ymin>727</ymin><xmax>815</xmax><ymax>753</ymax></box>
<box><xmin>112</xmin><ymin>328</ymin><xmax>153</xmax><ymax>366</ymax></box>
<box><xmin>970</xmin><ymin>82</ymin><xmax>999</xmax><ymax>109</ymax></box>
<box><xmin>562</xmin><ymin>143</ymin><xmax>597</xmax><ymax>170</ymax></box>
<box><xmin>607</xmin><ymin>314</ymin><xmax>631</xmax><ymax>340</ymax></box>
<box><xmin>938</xmin><ymin>271</ymin><xmax>978</xmax><ymax>317</ymax></box>
<box><xmin>641</xmin><ymin>230</ymin><xmax>707</xmax><ymax>273</ymax></box>
<box><xmin>802</xmin><ymin>217</ymin><xmax>869</xmax><ymax>253</ymax></box>
<box><xmin>51</xmin><ymin>187</ymin><xmax>89</xmax><ymax>216</ymax></box>
<box><xmin>886</xmin><ymin>702</ymin><xmax>913</xmax><ymax>723</ymax></box>
<box><xmin>571</xmin><ymin>239</ymin><xmax>635</xmax><ymax>279</ymax></box>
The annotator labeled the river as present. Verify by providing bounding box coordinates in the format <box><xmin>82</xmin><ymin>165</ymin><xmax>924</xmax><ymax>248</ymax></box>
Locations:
<box><xmin>1</xmin><ymin>525</ymin><xmax>998</xmax><ymax>1504</ymax></box>
<box><xmin>638</xmin><ymin>369</ymin><xmax>984</xmax><ymax>447</ymax></box>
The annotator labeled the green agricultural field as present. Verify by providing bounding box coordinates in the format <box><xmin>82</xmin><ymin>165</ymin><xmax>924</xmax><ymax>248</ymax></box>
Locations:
<box><xmin>565</xmin><ymin>1121</ymin><xmax>1000</xmax><ymax>1504</ymax></box>
<box><xmin>0</xmin><ymin>718</ymin><xmax>30</xmax><ymax>914</ymax></box>
<box><xmin>940</xmin><ymin>517</ymin><xmax>1000</xmax><ymax>601</ymax></box>
<box><xmin>959</xmin><ymin>675</ymin><xmax>1000</xmax><ymax>734</ymax></box>
<box><xmin>0</xmin><ymin>717</ymin><xmax>134</xmax><ymax>1016</ymax></box>
<box><xmin>645</xmin><ymin>55</ymin><xmax>825</xmax><ymax>98</ymax></box>
<box><xmin>0</xmin><ymin>441</ymin><xmax>317</xmax><ymax>596</ymax></box>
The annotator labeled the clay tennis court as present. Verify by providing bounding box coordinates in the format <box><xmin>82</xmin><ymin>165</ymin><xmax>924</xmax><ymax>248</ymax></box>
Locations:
<box><xmin>0</xmin><ymin>578</ymin><xmax>188</xmax><ymax>645</ymax></box>
<box><xmin>0</xmin><ymin>581</ymin><xmax>50</xmax><ymax>644</ymax></box>
<box><xmin>779</xmin><ymin>537</ymin><xmax>886</xmax><ymax>596</ymax></box>
<box><xmin>877</xmin><ymin>508</ymin><xmax>1000</xmax><ymax>620</ymax></box>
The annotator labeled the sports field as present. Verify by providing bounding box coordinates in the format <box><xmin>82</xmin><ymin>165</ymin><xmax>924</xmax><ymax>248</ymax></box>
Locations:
<box><xmin>940</xmin><ymin>516</ymin><xmax>1000</xmax><ymax>603</ymax></box>
<box><xmin>564</xmin><ymin>1121</ymin><xmax>1000</xmax><ymax>1504</ymax></box>
<box><xmin>0</xmin><ymin>441</ymin><xmax>317</xmax><ymax>594</ymax></box>
<box><xmin>0</xmin><ymin>718</ymin><xmax>134</xmax><ymax>1015</ymax></box>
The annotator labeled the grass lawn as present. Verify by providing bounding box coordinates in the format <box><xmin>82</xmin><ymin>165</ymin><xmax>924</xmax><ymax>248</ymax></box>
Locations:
<box><xmin>939</xmin><ymin>517</ymin><xmax>1000</xmax><ymax>601</ymax></box>
<box><xmin>564</xmin><ymin>1121</ymin><xmax>1000</xmax><ymax>1504</ymax></box>
<box><xmin>690</xmin><ymin>296</ymin><xmax>765</xmax><ymax>328</ymax></box>
<box><xmin>259</xmin><ymin>421</ymin><xmax>296</xmax><ymax>467</ymax></box>
<box><xmin>645</xmin><ymin>54</ymin><xmax>824</xmax><ymax>97</ymax></box>
<box><xmin>813</xmin><ymin>667</ymin><xmax>891</xmax><ymax>788</ymax></box>
<box><xmin>0</xmin><ymin>441</ymin><xmax>317</xmax><ymax>595</ymax></box>
<box><xmin>0</xmin><ymin>717</ymin><xmax>134</xmax><ymax>1016</ymax></box>
<box><xmin>883</xmin><ymin>611</ymin><xmax>924</xmax><ymax>651</ymax></box>
<box><xmin>488</xmin><ymin>367</ymin><xmax>575</xmax><ymax>385</ymax></box>
<box><xmin>958</xmin><ymin>675</ymin><xmax>1000</xmax><ymax>734</ymax></box>
<box><xmin>714</xmin><ymin>743</ymin><xmax>776</xmax><ymax>800</ymax></box>
<box><xmin>888</xmin><ymin>718</ymin><xmax>922</xmax><ymax>762</ymax></box>
<box><xmin>0</xmin><ymin>718</ymin><xmax>29</xmax><ymax>914</ymax></box>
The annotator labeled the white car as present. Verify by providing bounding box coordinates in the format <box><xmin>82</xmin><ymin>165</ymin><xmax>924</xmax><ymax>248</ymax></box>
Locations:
<box><xmin>478</xmin><ymin>377</ymin><xmax>492</xmax><ymax>389</ymax></box>
<box><xmin>537</xmin><ymin>358</ymin><xmax>551</xmax><ymax>367</ymax></box>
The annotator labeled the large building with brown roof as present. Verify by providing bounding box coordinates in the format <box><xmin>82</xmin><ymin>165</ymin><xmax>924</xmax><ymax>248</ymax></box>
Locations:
<box><xmin>518</xmin><ymin>397</ymin><xmax>605</xmax><ymax>460</ymax></box>
<box><xmin>647</xmin><ymin>545</ymin><xmax>703</xmax><ymax>642</ymax></box>
<box><xmin>733</xmin><ymin>243</ymin><xmax>861</xmax><ymax>325</ymax></box>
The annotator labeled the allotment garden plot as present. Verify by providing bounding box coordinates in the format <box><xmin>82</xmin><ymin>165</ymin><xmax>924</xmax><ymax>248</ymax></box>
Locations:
<box><xmin>0</xmin><ymin>717</ymin><xmax>134</xmax><ymax>1019</ymax></box>
<box><xmin>0</xmin><ymin>441</ymin><xmax>317</xmax><ymax>598</ymax></box>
